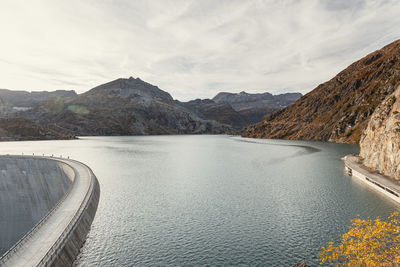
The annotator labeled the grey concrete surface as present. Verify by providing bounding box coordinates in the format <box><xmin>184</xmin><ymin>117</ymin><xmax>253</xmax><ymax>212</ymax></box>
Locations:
<box><xmin>0</xmin><ymin>156</ymin><xmax>99</xmax><ymax>267</ymax></box>
<box><xmin>344</xmin><ymin>155</ymin><xmax>400</xmax><ymax>202</ymax></box>
<box><xmin>0</xmin><ymin>156</ymin><xmax>74</xmax><ymax>255</ymax></box>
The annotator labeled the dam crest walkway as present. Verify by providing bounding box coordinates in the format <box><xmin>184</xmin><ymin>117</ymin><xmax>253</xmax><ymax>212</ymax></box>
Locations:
<box><xmin>0</xmin><ymin>156</ymin><xmax>96</xmax><ymax>267</ymax></box>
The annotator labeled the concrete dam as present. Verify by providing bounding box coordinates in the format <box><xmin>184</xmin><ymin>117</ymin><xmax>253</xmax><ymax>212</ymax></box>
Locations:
<box><xmin>0</xmin><ymin>155</ymin><xmax>100</xmax><ymax>266</ymax></box>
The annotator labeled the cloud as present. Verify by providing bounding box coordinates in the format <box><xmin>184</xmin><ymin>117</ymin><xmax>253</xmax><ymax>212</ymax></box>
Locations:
<box><xmin>0</xmin><ymin>0</ymin><xmax>399</xmax><ymax>100</ymax></box>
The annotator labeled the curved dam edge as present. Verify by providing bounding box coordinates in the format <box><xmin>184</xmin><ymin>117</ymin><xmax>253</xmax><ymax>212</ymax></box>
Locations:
<box><xmin>0</xmin><ymin>156</ymin><xmax>100</xmax><ymax>267</ymax></box>
<box><xmin>48</xmin><ymin>159</ymin><xmax>100</xmax><ymax>267</ymax></box>
<box><xmin>343</xmin><ymin>155</ymin><xmax>400</xmax><ymax>204</ymax></box>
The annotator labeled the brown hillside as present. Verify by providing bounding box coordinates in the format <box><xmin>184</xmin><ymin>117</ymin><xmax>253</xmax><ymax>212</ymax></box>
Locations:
<box><xmin>0</xmin><ymin>118</ymin><xmax>75</xmax><ymax>141</ymax></box>
<box><xmin>244</xmin><ymin>39</ymin><xmax>400</xmax><ymax>144</ymax></box>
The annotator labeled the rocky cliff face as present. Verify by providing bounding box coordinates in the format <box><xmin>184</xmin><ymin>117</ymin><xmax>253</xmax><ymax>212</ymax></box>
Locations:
<box><xmin>360</xmin><ymin>85</ymin><xmax>400</xmax><ymax>180</ymax></box>
<box><xmin>244</xmin><ymin>39</ymin><xmax>400</xmax><ymax>144</ymax></box>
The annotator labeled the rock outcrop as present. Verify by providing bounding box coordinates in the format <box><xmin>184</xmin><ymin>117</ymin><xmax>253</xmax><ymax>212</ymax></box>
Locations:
<box><xmin>244</xmin><ymin>39</ymin><xmax>400</xmax><ymax>144</ymax></box>
<box><xmin>360</xmin><ymin>85</ymin><xmax>400</xmax><ymax>180</ymax></box>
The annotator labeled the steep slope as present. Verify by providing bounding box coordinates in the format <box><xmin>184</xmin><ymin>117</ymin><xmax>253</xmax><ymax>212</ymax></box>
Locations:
<box><xmin>244</xmin><ymin>39</ymin><xmax>400</xmax><ymax>144</ymax></box>
<box><xmin>29</xmin><ymin>77</ymin><xmax>230</xmax><ymax>135</ymax></box>
<box><xmin>360</xmin><ymin>85</ymin><xmax>400</xmax><ymax>180</ymax></box>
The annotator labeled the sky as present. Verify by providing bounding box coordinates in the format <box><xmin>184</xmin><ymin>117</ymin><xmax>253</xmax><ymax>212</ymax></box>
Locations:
<box><xmin>0</xmin><ymin>0</ymin><xmax>399</xmax><ymax>101</ymax></box>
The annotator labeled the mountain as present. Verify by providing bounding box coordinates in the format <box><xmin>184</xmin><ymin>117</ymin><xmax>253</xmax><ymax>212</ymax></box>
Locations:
<box><xmin>0</xmin><ymin>77</ymin><xmax>301</xmax><ymax>139</ymax></box>
<box><xmin>244</xmin><ymin>39</ymin><xmax>400</xmax><ymax>144</ymax></box>
<box><xmin>82</xmin><ymin>77</ymin><xmax>173</xmax><ymax>101</ymax></box>
<box><xmin>13</xmin><ymin>77</ymin><xmax>301</xmax><ymax>135</ymax></box>
<box><xmin>213</xmin><ymin>91</ymin><xmax>302</xmax><ymax>110</ymax></box>
<box><xmin>360</xmin><ymin>85</ymin><xmax>400</xmax><ymax>180</ymax></box>
<box><xmin>179</xmin><ymin>91</ymin><xmax>301</xmax><ymax>129</ymax></box>
<box><xmin>0</xmin><ymin>94</ymin><xmax>74</xmax><ymax>140</ymax></box>
<box><xmin>0</xmin><ymin>89</ymin><xmax>77</xmax><ymax>108</ymax></box>
<box><xmin>213</xmin><ymin>91</ymin><xmax>302</xmax><ymax>125</ymax></box>
<box><xmin>180</xmin><ymin>99</ymin><xmax>248</xmax><ymax>129</ymax></box>
<box><xmin>27</xmin><ymin>77</ymin><xmax>230</xmax><ymax>136</ymax></box>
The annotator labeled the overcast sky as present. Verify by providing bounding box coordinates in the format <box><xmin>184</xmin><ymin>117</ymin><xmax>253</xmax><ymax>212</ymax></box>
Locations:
<box><xmin>0</xmin><ymin>0</ymin><xmax>399</xmax><ymax>101</ymax></box>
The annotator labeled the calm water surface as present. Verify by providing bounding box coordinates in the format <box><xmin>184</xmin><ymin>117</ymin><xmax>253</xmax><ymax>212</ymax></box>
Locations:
<box><xmin>0</xmin><ymin>135</ymin><xmax>398</xmax><ymax>266</ymax></box>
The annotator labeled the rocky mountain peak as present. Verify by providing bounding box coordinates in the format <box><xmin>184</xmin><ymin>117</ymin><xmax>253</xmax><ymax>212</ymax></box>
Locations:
<box><xmin>85</xmin><ymin>77</ymin><xmax>173</xmax><ymax>101</ymax></box>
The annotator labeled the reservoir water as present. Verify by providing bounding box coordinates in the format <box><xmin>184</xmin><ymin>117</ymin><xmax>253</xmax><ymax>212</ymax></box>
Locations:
<box><xmin>0</xmin><ymin>135</ymin><xmax>398</xmax><ymax>266</ymax></box>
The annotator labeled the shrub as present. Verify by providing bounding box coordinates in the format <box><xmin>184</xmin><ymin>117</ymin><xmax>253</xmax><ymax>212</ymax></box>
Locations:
<box><xmin>321</xmin><ymin>212</ymin><xmax>400</xmax><ymax>266</ymax></box>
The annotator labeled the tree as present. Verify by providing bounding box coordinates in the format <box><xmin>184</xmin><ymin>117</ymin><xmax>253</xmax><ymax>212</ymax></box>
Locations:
<box><xmin>320</xmin><ymin>212</ymin><xmax>400</xmax><ymax>266</ymax></box>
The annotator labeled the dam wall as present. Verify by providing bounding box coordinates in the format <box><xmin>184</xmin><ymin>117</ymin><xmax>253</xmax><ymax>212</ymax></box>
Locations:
<box><xmin>0</xmin><ymin>156</ymin><xmax>100</xmax><ymax>267</ymax></box>
<box><xmin>0</xmin><ymin>156</ymin><xmax>74</xmax><ymax>255</ymax></box>
<box><xmin>47</xmin><ymin>160</ymin><xmax>100</xmax><ymax>267</ymax></box>
<box><xmin>344</xmin><ymin>155</ymin><xmax>400</xmax><ymax>204</ymax></box>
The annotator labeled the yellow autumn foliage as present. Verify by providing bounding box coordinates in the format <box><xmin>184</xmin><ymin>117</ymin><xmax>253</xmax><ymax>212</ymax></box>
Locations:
<box><xmin>320</xmin><ymin>212</ymin><xmax>400</xmax><ymax>266</ymax></box>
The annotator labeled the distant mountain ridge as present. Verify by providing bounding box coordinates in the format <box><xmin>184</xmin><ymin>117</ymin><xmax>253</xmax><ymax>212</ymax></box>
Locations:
<box><xmin>0</xmin><ymin>76</ymin><xmax>301</xmax><ymax>139</ymax></box>
<box><xmin>213</xmin><ymin>91</ymin><xmax>302</xmax><ymax>111</ymax></box>
<box><xmin>0</xmin><ymin>89</ymin><xmax>77</xmax><ymax>107</ymax></box>
<box><xmin>244</xmin><ymin>39</ymin><xmax>400</xmax><ymax>144</ymax></box>
<box><xmin>180</xmin><ymin>99</ymin><xmax>248</xmax><ymax>129</ymax></box>
<box><xmin>212</xmin><ymin>91</ymin><xmax>302</xmax><ymax>126</ymax></box>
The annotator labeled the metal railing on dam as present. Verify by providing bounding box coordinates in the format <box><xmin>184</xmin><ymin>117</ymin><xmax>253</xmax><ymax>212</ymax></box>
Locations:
<box><xmin>0</xmin><ymin>156</ymin><xmax>100</xmax><ymax>267</ymax></box>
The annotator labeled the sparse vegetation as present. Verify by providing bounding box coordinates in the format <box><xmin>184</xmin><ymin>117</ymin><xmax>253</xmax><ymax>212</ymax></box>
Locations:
<box><xmin>67</xmin><ymin>105</ymin><xmax>89</xmax><ymax>115</ymax></box>
<box><xmin>390</xmin><ymin>74</ymin><xmax>400</xmax><ymax>86</ymax></box>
